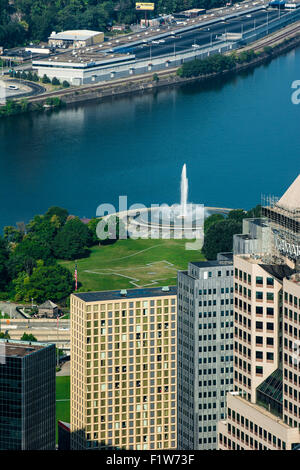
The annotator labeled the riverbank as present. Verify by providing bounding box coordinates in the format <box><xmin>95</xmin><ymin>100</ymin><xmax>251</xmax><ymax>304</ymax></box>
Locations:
<box><xmin>1</xmin><ymin>23</ymin><xmax>300</xmax><ymax>117</ymax></box>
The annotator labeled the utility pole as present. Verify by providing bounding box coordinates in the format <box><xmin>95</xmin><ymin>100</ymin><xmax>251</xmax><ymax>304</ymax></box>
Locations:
<box><xmin>56</xmin><ymin>314</ymin><xmax>59</xmax><ymax>369</ymax></box>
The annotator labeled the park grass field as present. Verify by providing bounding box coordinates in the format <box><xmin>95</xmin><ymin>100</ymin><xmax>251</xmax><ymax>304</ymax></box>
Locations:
<box><xmin>60</xmin><ymin>238</ymin><xmax>205</xmax><ymax>292</ymax></box>
<box><xmin>56</xmin><ymin>375</ymin><xmax>70</xmax><ymax>443</ymax></box>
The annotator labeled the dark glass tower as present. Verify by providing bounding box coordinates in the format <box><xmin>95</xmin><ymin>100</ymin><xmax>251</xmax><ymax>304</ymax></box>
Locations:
<box><xmin>0</xmin><ymin>339</ymin><xmax>56</xmax><ymax>450</ymax></box>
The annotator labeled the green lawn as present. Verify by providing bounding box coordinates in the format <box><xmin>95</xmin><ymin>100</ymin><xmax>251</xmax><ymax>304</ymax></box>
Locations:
<box><xmin>56</xmin><ymin>375</ymin><xmax>70</xmax><ymax>443</ymax></box>
<box><xmin>60</xmin><ymin>238</ymin><xmax>205</xmax><ymax>292</ymax></box>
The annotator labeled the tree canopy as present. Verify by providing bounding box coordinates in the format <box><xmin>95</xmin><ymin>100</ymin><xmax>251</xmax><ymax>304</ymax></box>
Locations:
<box><xmin>53</xmin><ymin>217</ymin><xmax>93</xmax><ymax>260</ymax></box>
<box><xmin>13</xmin><ymin>264</ymin><xmax>74</xmax><ymax>303</ymax></box>
<box><xmin>1</xmin><ymin>0</ymin><xmax>233</xmax><ymax>48</ymax></box>
<box><xmin>202</xmin><ymin>218</ymin><xmax>242</xmax><ymax>260</ymax></box>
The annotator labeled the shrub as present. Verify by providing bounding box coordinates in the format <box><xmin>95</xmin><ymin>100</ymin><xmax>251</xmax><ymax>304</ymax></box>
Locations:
<box><xmin>51</xmin><ymin>76</ymin><xmax>60</xmax><ymax>86</ymax></box>
<box><xmin>42</xmin><ymin>74</ymin><xmax>51</xmax><ymax>84</ymax></box>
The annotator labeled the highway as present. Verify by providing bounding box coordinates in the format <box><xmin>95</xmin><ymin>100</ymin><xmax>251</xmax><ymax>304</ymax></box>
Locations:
<box><xmin>124</xmin><ymin>9</ymin><xmax>287</xmax><ymax>60</ymax></box>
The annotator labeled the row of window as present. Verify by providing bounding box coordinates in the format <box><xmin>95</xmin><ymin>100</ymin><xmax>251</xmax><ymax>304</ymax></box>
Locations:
<box><xmin>199</xmin><ymin>287</ymin><xmax>233</xmax><ymax>296</ymax></box>
<box><xmin>227</xmin><ymin>409</ymin><xmax>286</xmax><ymax>448</ymax></box>
<box><xmin>199</xmin><ymin>299</ymin><xmax>233</xmax><ymax>307</ymax></box>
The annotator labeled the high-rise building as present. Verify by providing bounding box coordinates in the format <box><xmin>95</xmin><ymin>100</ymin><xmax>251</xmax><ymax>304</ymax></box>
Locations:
<box><xmin>70</xmin><ymin>286</ymin><xmax>177</xmax><ymax>450</ymax></box>
<box><xmin>218</xmin><ymin>174</ymin><xmax>300</xmax><ymax>450</ymax></box>
<box><xmin>0</xmin><ymin>339</ymin><xmax>56</xmax><ymax>450</ymax></box>
<box><xmin>177</xmin><ymin>253</ymin><xmax>234</xmax><ymax>450</ymax></box>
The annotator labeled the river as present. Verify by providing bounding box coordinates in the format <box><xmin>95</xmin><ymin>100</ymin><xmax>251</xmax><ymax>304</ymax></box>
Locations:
<box><xmin>0</xmin><ymin>47</ymin><xmax>299</xmax><ymax>231</ymax></box>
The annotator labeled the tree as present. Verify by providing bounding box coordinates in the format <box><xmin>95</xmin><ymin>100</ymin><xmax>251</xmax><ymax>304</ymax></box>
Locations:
<box><xmin>246</xmin><ymin>205</ymin><xmax>262</xmax><ymax>218</ymax></box>
<box><xmin>13</xmin><ymin>236</ymin><xmax>53</xmax><ymax>264</ymax></box>
<box><xmin>227</xmin><ymin>209</ymin><xmax>246</xmax><ymax>222</ymax></box>
<box><xmin>202</xmin><ymin>219</ymin><xmax>242</xmax><ymax>260</ymax></box>
<box><xmin>42</xmin><ymin>74</ymin><xmax>51</xmax><ymax>84</ymax></box>
<box><xmin>88</xmin><ymin>217</ymin><xmax>101</xmax><ymax>245</ymax></box>
<box><xmin>62</xmin><ymin>80</ymin><xmax>70</xmax><ymax>88</ymax></box>
<box><xmin>20</xmin><ymin>333</ymin><xmax>37</xmax><ymax>342</ymax></box>
<box><xmin>44</xmin><ymin>206</ymin><xmax>69</xmax><ymax>225</ymax></box>
<box><xmin>98</xmin><ymin>216</ymin><xmax>127</xmax><ymax>245</ymax></box>
<box><xmin>51</xmin><ymin>76</ymin><xmax>60</xmax><ymax>86</ymax></box>
<box><xmin>0</xmin><ymin>237</ymin><xmax>9</xmax><ymax>291</ymax></box>
<box><xmin>0</xmin><ymin>331</ymin><xmax>10</xmax><ymax>339</ymax></box>
<box><xmin>13</xmin><ymin>264</ymin><xmax>74</xmax><ymax>303</ymax></box>
<box><xmin>6</xmin><ymin>253</ymin><xmax>37</xmax><ymax>278</ymax></box>
<box><xmin>53</xmin><ymin>217</ymin><xmax>92</xmax><ymax>260</ymax></box>
<box><xmin>204</xmin><ymin>213</ymin><xmax>224</xmax><ymax>234</ymax></box>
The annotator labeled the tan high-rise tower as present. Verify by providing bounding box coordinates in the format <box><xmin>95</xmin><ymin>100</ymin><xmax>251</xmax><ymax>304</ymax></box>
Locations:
<box><xmin>218</xmin><ymin>175</ymin><xmax>300</xmax><ymax>450</ymax></box>
<box><xmin>70</xmin><ymin>286</ymin><xmax>177</xmax><ymax>450</ymax></box>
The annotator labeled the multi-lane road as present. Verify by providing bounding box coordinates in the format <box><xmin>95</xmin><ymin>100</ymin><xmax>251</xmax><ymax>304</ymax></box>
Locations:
<box><xmin>122</xmin><ymin>8</ymin><xmax>288</xmax><ymax>60</ymax></box>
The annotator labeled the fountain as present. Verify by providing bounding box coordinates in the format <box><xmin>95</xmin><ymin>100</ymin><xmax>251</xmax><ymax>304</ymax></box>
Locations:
<box><xmin>129</xmin><ymin>163</ymin><xmax>207</xmax><ymax>239</ymax></box>
<box><xmin>104</xmin><ymin>163</ymin><xmax>232</xmax><ymax>241</ymax></box>
<box><xmin>179</xmin><ymin>163</ymin><xmax>188</xmax><ymax>218</ymax></box>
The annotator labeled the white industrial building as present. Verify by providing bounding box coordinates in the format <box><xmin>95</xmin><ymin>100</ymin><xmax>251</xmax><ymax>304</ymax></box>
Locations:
<box><xmin>48</xmin><ymin>30</ymin><xmax>104</xmax><ymax>49</ymax></box>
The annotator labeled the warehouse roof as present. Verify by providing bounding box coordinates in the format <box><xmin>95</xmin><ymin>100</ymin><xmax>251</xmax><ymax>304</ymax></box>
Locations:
<box><xmin>49</xmin><ymin>30</ymin><xmax>103</xmax><ymax>41</ymax></box>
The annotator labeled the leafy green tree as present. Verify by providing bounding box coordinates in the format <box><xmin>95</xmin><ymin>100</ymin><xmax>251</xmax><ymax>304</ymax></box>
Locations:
<box><xmin>3</xmin><ymin>226</ymin><xmax>23</xmax><ymax>244</ymax></box>
<box><xmin>98</xmin><ymin>216</ymin><xmax>127</xmax><ymax>245</ymax></box>
<box><xmin>51</xmin><ymin>76</ymin><xmax>60</xmax><ymax>86</ymax></box>
<box><xmin>204</xmin><ymin>213</ymin><xmax>224</xmax><ymax>234</ymax></box>
<box><xmin>13</xmin><ymin>236</ymin><xmax>53</xmax><ymax>264</ymax></box>
<box><xmin>6</xmin><ymin>253</ymin><xmax>36</xmax><ymax>278</ymax></box>
<box><xmin>13</xmin><ymin>264</ymin><xmax>74</xmax><ymax>303</ymax></box>
<box><xmin>0</xmin><ymin>237</ymin><xmax>9</xmax><ymax>291</ymax></box>
<box><xmin>62</xmin><ymin>80</ymin><xmax>70</xmax><ymax>88</ymax></box>
<box><xmin>44</xmin><ymin>206</ymin><xmax>69</xmax><ymax>225</ymax></box>
<box><xmin>202</xmin><ymin>219</ymin><xmax>242</xmax><ymax>260</ymax></box>
<box><xmin>53</xmin><ymin>217</ymin><xmax>92</xmax><ymax>260</ymax></box>
<box><xmin>42</xmin><ymin>74</ymin><xmax>51</xmax><ymax>84</ymax></box>
<box><xmin>246</xmin><ymin>205</ymin><xmax>262</xmax><ymax>218</ymax></box>
<box><xmin>20</xmin><ymin>333</ymin><xmax>37</xmax><ymax>342</ymax></box>
<box><xmin>88</xmin><ymin>217</ymin><xmax>101</xmax><ymax>245</ymax></box>
<box><xmin>227</xmin><ymin>209</ymin><xmax>246</xmax><ymax>222</ymax></box>
<box><xmin>0</xmin><ymin>331</ymin><xmax>10</xmax><ymax>339</ymax></box>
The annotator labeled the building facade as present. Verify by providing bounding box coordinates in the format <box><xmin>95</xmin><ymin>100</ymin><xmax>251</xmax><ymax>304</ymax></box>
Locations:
<box><xmin>48</xmin><ymin>30</ymin><xmax>104</xmax><ymax>48</ymax></box>
<box><xmin>0</xmin><ymin>339</ymin><xmax>56</xmax><ymax>450</ymax></box>
<box><xmin>218</xmin><ymin>174</ymin><xmax>300</xmax><ymax>450</ymax></box>
<box><xmin>70</xmin><ymin>286</ymin><xmax>177</xmax><ymax>450</ymax></box>
<box><xmin>177</xmin><ymin>254</ymin><xmax>234</xmax><ymax>450</ymax></box>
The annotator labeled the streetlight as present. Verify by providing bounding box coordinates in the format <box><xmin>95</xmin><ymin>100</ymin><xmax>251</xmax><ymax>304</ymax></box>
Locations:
<box><xmin>7</xmin><ymin>301</ymin><xmax>11</xmax><ymax>320</ymax></box>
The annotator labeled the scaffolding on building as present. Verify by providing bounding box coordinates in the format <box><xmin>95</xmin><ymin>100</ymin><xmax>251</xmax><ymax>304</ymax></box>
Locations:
<box><xmin>261</xmin><ymin>194</ymin><xmax>300</xmax><ymax>270</ymax></box>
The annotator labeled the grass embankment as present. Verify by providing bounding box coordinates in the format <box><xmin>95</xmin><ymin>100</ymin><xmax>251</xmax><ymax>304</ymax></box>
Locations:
<box><xmin>56</xmin><ymin>375</ymin><xmax>70</xmax><ymax>443</ymax></box>
<box><xmin>60</xmin><ymin>238</ymin><xmax>205</xmax><ymax>292</ymax></box>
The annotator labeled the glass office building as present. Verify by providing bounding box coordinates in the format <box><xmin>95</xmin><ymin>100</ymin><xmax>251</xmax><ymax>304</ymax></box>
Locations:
<box><xmin>0</xmin><ymin>339</ymin><xmax>56</xmax><ymax>450</ymax></box>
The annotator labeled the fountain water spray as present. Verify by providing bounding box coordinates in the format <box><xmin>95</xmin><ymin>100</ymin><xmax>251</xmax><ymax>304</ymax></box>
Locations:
<box><xmin>180</xmin><ymin>163</ymin><xmax>188</xmax><ymax>218</ymax></box>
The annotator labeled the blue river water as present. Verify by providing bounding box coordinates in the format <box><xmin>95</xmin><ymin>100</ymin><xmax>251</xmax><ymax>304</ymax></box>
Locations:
<box><xmin>0</xmin><ymin>47</ymin><xmax>300</xmax><ymax>231</ymax></box>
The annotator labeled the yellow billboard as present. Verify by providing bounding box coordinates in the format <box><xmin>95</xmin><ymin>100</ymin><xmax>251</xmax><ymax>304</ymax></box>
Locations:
<box><xmin>136</xmin><ymin>2</ymin><xmax>155</xmax><ymax>10</ymax></box>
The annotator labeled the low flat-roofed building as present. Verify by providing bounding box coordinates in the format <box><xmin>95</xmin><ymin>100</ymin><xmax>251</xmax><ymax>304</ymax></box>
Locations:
<box><xmin>48</xmin><ymin>30</ymin><xmax>104</xmax><ymax>49</ymax></box>
<box><xmin>32</xmin><ymin>49</ymin><xmax>136</xmax><ymax>85</ymax></box>
<box><xmin>218</xmin><ymin>392</ymin><xmax>300</xmax><ymax>450</ymax></box>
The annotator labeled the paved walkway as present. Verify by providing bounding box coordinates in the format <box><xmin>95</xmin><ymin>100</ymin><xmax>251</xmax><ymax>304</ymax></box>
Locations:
<box><xmin>0</xmin><ymin>302</ymin><xmax>22</xmax><ymax>319</ymax></box>
<box><xmin>56</xmin><ymin>361</ymin><xmax>70</xmax><ymax>376</ymax></box>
